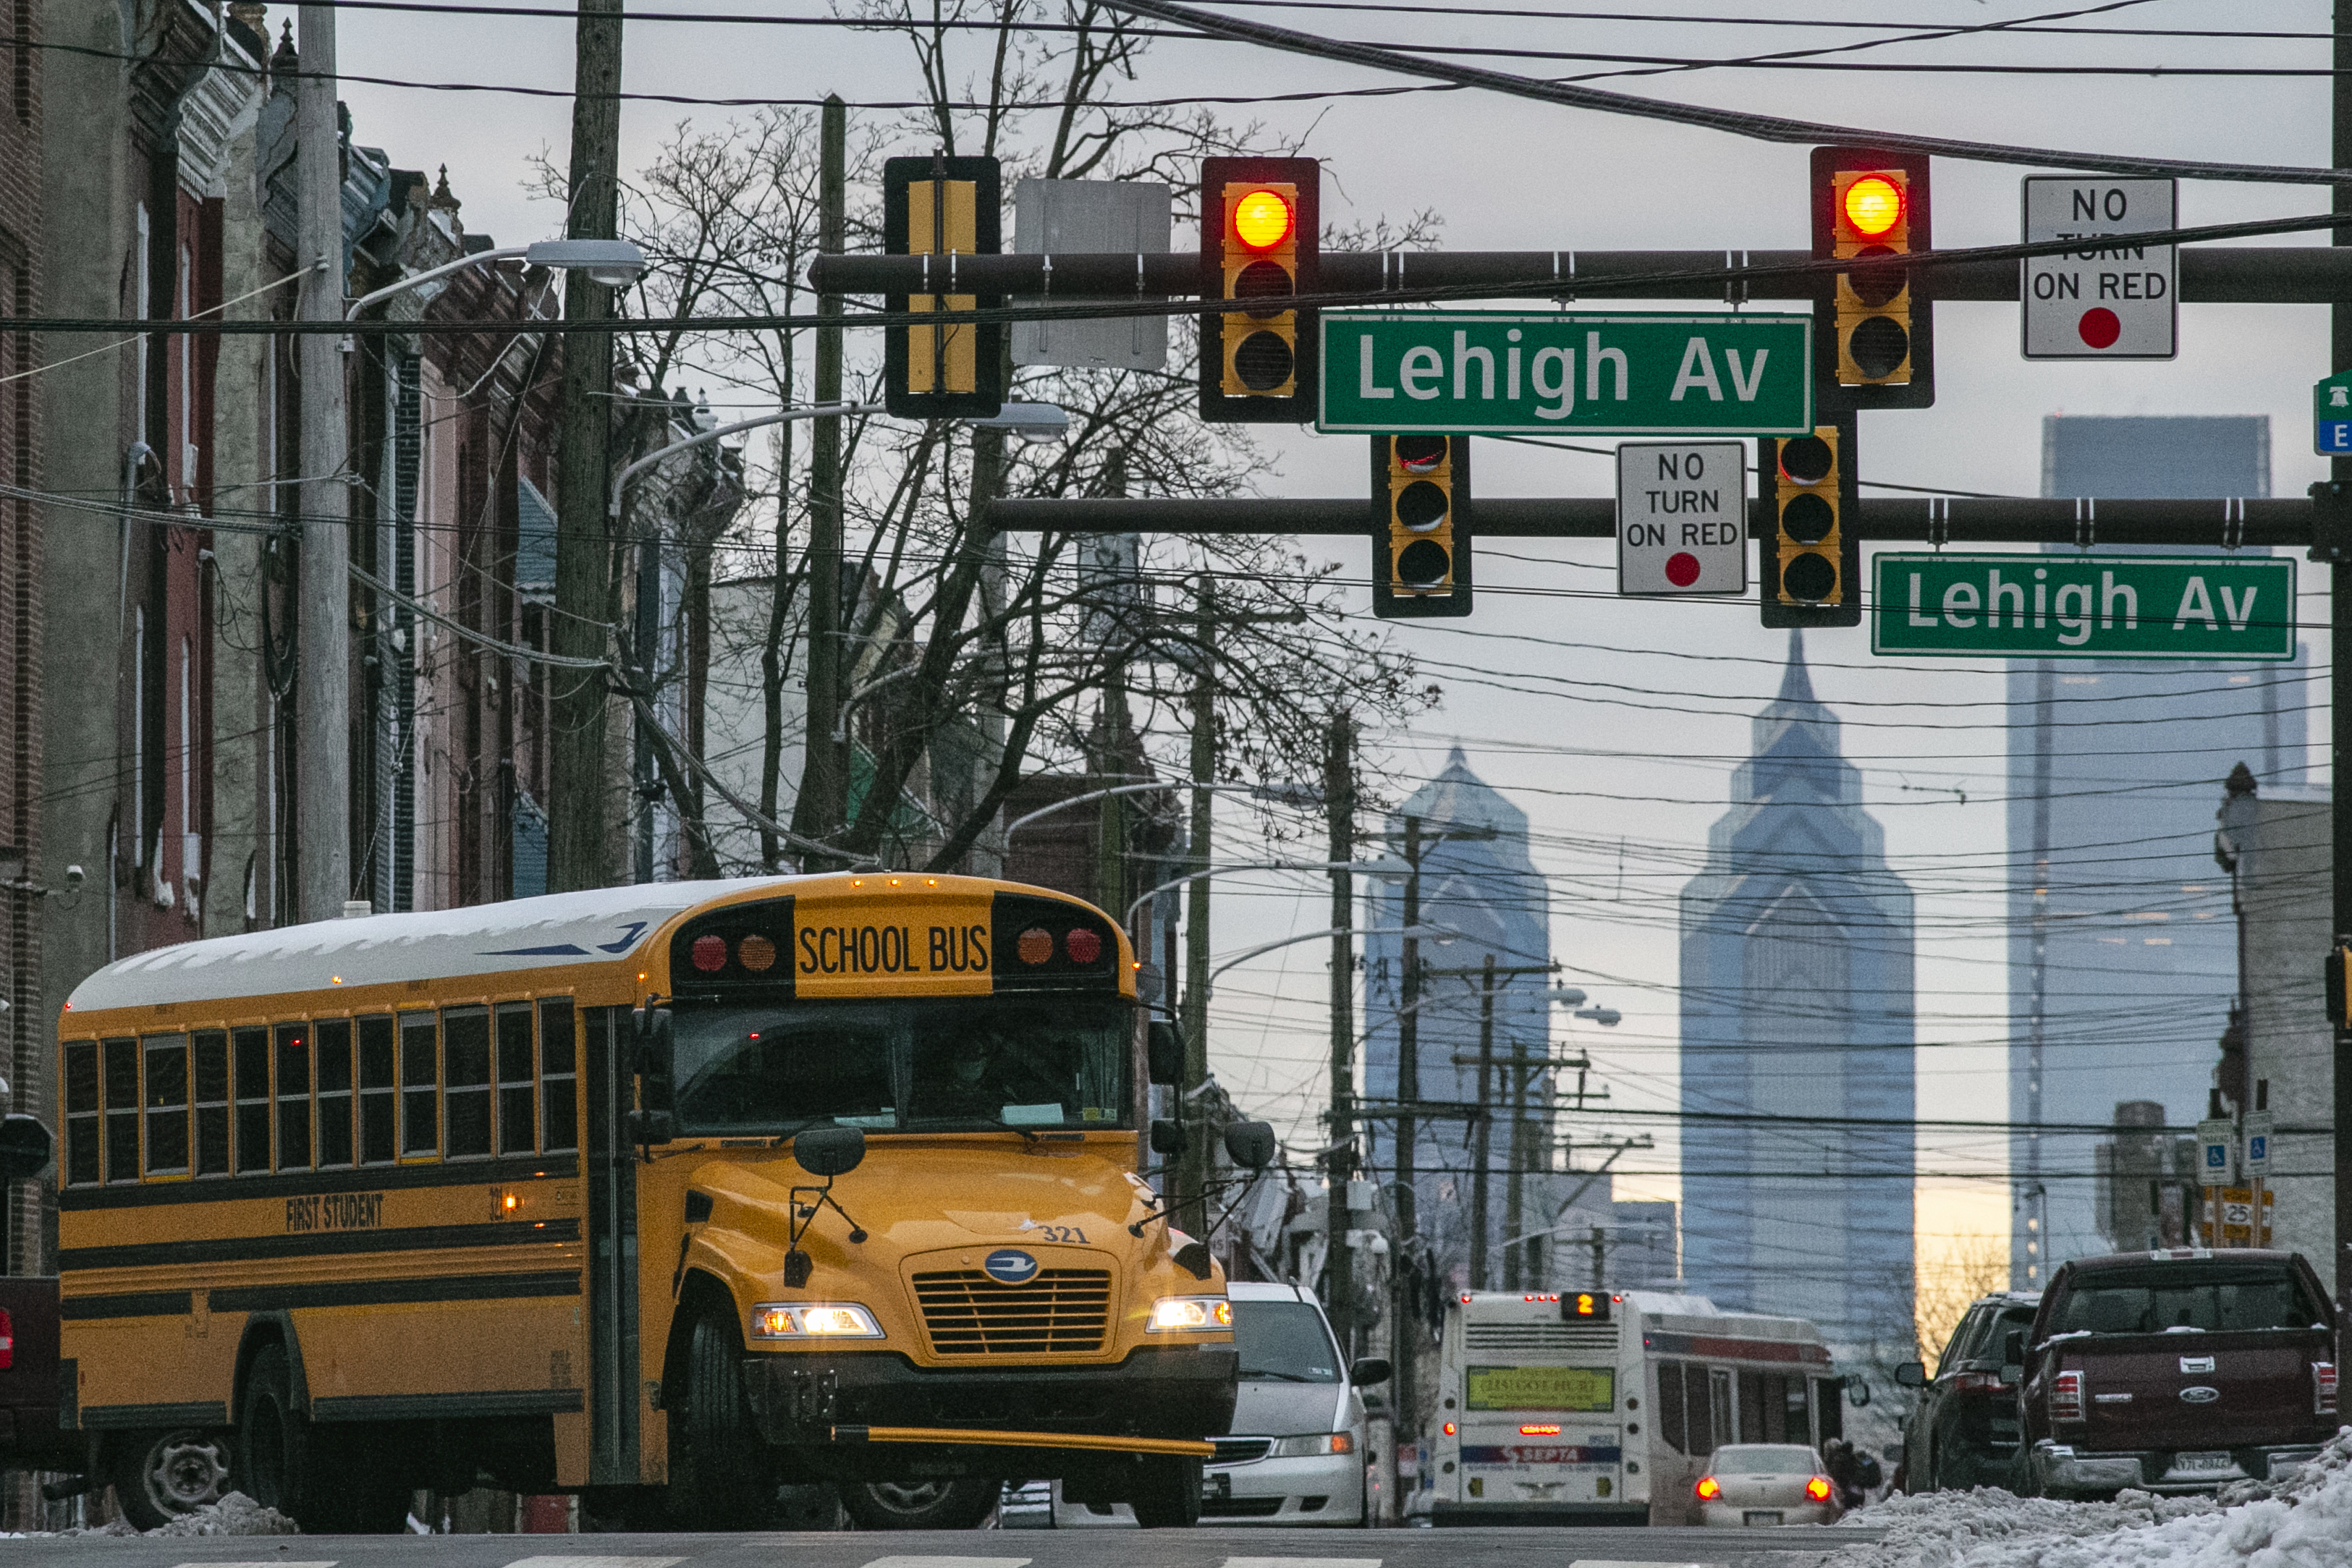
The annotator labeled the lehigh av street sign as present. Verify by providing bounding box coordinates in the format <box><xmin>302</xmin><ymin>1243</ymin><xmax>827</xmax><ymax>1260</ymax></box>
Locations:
<box><xmin>1316</xmin><ymin>310</ymin><xmax>1813</xmax><ymax>436</ymax></box>
<box><xmin>1871</xmin><ymin>553</ymin><xmax>2296</xmax><ymax>661</ymax></box>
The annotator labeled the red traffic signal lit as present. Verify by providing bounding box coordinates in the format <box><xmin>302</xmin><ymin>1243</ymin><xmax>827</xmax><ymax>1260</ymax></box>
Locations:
<box><xmin>1200</xmin><ymin>157</ymin><xmax>1319</xmax><ymax>423</ymax></box>
<box><xmin>1231</xmin><ymin>187</ymin><xmax>1295</xmax><ymax>250</ymax></box>
<box><xmin>1811</xmin><ymin>146</ymin><xmax>1932</xmax><ymax>410</ymax></box>
<box><xmin>1840</xmin><ymin>174</ymin><xmax>1903</xmax><ymax>238</ymax></box>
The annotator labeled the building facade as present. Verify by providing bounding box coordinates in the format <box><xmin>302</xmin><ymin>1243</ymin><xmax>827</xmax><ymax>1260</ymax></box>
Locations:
<box><xmin>1680</xmin><ymin>634</ymin><xmax>1916</xmax><ymax>1352</ymax></box>
<box><xmin>2008</xmin><ymin>416</ymin><xmax>2305</xmax><ymax>1287</ymax></box>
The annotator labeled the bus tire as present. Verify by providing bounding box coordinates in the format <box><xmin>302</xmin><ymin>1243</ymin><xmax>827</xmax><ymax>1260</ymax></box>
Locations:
<box><xmin>236</xmin><ymin>1344</ymin><xmax>335</xmax><ymax>1530</ymax></box>
<box><xmin>839</xmin><ymin>1477</ymin><xmax>999</xmax><ymax>1530</ymax></box>
<box><xmin>1128</xmin><ymin>1456</ymin><xmax>1203</xmax><ymax>1529</ymax></box>
<box><xmin>667</xmin><ymin>1306</ymin><xmax>771</xmax><ymax>1530</ymax></box>
<box><xmin>111</xmin><ymin>1427</ymin><xmax>232</xmax><ymax>1530</ymax></box>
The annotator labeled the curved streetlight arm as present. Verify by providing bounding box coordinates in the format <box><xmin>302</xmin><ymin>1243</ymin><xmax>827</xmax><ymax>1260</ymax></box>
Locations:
<box><xmin>1123</xmin><ymin>860</ymin><xmax>1358</xmax><ymax>928</ymax></box>
<box><xmin>1209</xmin><ymin>923</ymin><xmax>1454</xmax><ymax>988</ymax></box>
<box><xmin>609</xmin><ymin>403</ymin><xmax>882</xmax><ymax>519</ymax></box>
<box><xmin>345</xmin><ymin>246</ymin><xmax>527</xmax><ymax>320</ymax></box>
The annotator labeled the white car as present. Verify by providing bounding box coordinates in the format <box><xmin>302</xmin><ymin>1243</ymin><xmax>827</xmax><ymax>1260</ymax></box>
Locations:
<box><xmin>1693</xmin><ymin>1443</ymin><xmax>1843</xmax><ymax>1527</ymax></box>
<box><xmin>1054</xmin><ymin>1281</ymin><xmax>1382</xmax><ymax>1526</ymax></box>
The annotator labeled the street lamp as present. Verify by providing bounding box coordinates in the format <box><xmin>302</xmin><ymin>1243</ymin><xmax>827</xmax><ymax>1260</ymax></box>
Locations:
<box><xmin>344</xmin><ymin>238</ymin><xmax>648</xmax><ymax>319</ymax></box>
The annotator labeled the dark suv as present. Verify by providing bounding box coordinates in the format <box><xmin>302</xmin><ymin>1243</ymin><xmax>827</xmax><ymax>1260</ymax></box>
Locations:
<box><xmin>1897</xmin><ymin>1290</ymin><xmax>2040</xmax><ymax>1491</ymax></box>
<box><xmin>2018</xmin><ymin>1249</ymin><xmax>2338</xmax><ymax>1498</ymax></box>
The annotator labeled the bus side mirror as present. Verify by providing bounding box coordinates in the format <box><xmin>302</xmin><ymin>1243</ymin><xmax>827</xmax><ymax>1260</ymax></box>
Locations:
<box><xmin>628</xmin><ymin>1008</ymin><xmax>677</xmax><ymax>1148</ymax></box>
<box><xmin>1349</xmin><ymin>1357</ymin><xmax>1392</xmax><ymax>1388</ymax></box>
<box><xmin>1146</xmin><ymin>1020</ymin><xmax>1184</xmax><ymax>1085</ymax></box>
<box><xmin>1846</xmin><ymin>1377</ymin><xmax>1871</xmax><ymax>1408</ymax></box>
<box><xmin>1149</xmin><ymin>1119</ymin><xmax>1185</xmax><ymax>1156</ymax></box>
<box><xmin>794</xmin><ymin>1125</ymin><xmax>867</xmax><ymax>1178</ymax></box>
<box><xmin>1894</xmin><ymin>1360</ymin><xmax>1926</xmax><ymax>1389</ymax></box>
<box><xmin>1223</xmin><ymin>1120</ymin><xmax>1277</xmax><ymax>1170</ymax></box>
<box><xmin>0</xmin><ymin>1114</ymin><xmax>51</xmax><ymax>1182</ymax></box>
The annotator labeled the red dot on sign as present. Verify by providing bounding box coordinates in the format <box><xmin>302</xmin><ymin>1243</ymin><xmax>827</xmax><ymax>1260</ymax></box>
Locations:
<box><xmin>1664</xmin><ymin>551</ymin><xmax>1702</xmax><ymax>588</ymax></box>
<box><xmin>2078</xmin><ymin>308</ymin><xmax>2122</xmax><ymax>349</ymax></box>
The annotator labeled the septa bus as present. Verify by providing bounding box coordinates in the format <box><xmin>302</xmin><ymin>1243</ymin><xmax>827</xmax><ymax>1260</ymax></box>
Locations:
<box><xmin>1429</xmin><ymin>1289</ymin><xmax>1840</xmax><ymax>1525</ymax></box>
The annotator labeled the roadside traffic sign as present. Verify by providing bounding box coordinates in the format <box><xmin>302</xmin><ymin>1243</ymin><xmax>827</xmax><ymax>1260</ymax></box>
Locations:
<box><xmin>1871</xmin><ymin>552</ymin><xmax>2295</xmax><ymax>661</ymax></box>
<box><xmin>2197</xmin><ymin>1118</ymin><xmax>2235</xmax><ymax>1185</ymax></box>
<box><xmin>2317</xmin><ymin>370</ymin><xmax>2352</xmax><ymax>455</ymax></box>
<box><xmin>1616</xmin><ymin>441</ymin><xmax>1746</xmax><ymax>596</ymax></box>
<box><xmin>2243</xmin><ymin>1111</ymin><xmax>2272</xmax><ymax>1179</ymax></box>
<box><xmin>2021</xmin><ymin>177</ymin><xmax>2177</xmax><ymax>360</ymax></box>
<box><xmin>1317</xmin><ymin>311</ymin><xmax>1812</xmax><ymax>436</ymax></box>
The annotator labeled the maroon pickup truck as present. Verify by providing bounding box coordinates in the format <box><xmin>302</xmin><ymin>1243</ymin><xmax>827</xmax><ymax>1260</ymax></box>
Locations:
<box><xmin>2018</xmin><ymin>1249</ymin><xmax>2338</xmax><ymax>1499</ymax></box>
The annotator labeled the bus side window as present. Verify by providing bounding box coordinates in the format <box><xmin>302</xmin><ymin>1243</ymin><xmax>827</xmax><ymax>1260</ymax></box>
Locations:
<box><xmin>275</xmin><ymin>1023</ymin><xmax>313</xmax><ymax>1169</ymax></box>
<box><xmin>232</xmin><ymin>1027</ymin><xmax>271</xmax><ymax>1173</ymax></box>
<box><xmin>1657</xmin><ymin>1361</ymin><xmax>1687</xmax><ymax>1454</ymax></box>
<box><xmin>358</xmin><ymin>1016</ymin><xmax>397</xmax><ymax>1164</ymax></box>
<box><xmin>538</xmin><ymin>999</ymin><xmax>577</xmax><ymax>1155</ymax></box>
<box><xmin>1687</xmin><ymin>1363</ymin><xmax>1714</xmax><ymax>1457</ymax></box>
<box><xmin>193</xmin><ymin>1030</ymin><xmax>229</xmax><ymax>1177</ymax></box>
<box><xmin>316</xmin><ymin>1020</ymin><xmax>355</xmax><ymax>1168</ymax></box>
<box><xmin>142</xmin><ymin>1033</ymin><xmax>190</xmax><ymax>1177</ymax></box>
<box><xmin>399</xmin><ymin>1012</ymin><xmax>439</xmax><ymax>1158</ymax></box>
<box><xmin>1708</xmin><ymin>1368</ymin><xmax>1734</xmax><ymax>1452</ymax></box>
<box><xmin>495</xmin><ymin>1003</ymin><xmax>535</xmax><ymax>1156</ymax></box>
<box><xmin>63</xmin><ymin>1041</ymin><xmax>99</xmax><ymax>1187</ymax></box>
<box><xmin>103</xmin><ymin>1037</ymin><xmax>138</xmax><ymax>1183</ymax></box>
<box><xmin>444</xmin><ymin>1007</ymin><xmax>491</xmax><ymax>1159</ymax></box>
<box><xmin>1738</xmin><ymin>1369</ymin><xmax>1764</xmax><ymax>1443</ymax></box>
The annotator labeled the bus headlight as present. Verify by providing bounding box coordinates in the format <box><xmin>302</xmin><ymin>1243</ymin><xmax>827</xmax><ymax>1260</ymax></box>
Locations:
<box><xmin>1147</xmin><ymin>1295</ymin><xmax>1233</xmax><ymax>1332</ymax></box>
<box><xmin>1269</xmin><ymin>1432</ymin><xmax>1355</xmax><ymax>1457</ymax></box>
<box><xmin>750</xmin><ymin>1302</ymin><xmax>884</xmax><ymax>1339</ymax></box>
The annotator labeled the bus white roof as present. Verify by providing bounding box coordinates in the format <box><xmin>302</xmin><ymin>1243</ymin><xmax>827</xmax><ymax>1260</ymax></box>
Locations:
<box><xmin>64</xmin><ymin>878</ymin><xmax>805</xmax><ymax>1014</ymax></box>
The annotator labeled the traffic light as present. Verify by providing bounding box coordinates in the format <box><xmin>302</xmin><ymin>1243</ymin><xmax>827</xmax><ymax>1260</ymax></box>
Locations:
<box><xmin>1371</xmin><ymin>434</ymin><xmax>1471</xmax><ymax>619</ymax></box>
<box><xmin>1200</xmin><ymin>157</ymin><xmax>1319</xmax><ymax>423</ymax></box>
<box><xmin>1761</xmin><ymin>415</ymin><xmax>1858</xmax><ymax>629</ymax></box>
<box><xmin>2327</xmin><ymin>940</ymin><xmax>2352</xmax><ymax>1028</ymax></box>
<box><xmin>1811</xmin><ymin>146</ymin><xmax>1932</xmax><ymax>411</ymax></box>
<box><xmin>883</xmin><ymin>155</ymin><xmax>1004</xmax><ymax>419</ymax></box>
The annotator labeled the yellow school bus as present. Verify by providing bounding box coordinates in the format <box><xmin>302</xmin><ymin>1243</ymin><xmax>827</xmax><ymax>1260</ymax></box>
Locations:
<box><xmin>57</xmin><ymin>873</ymin><xmax>1247</xmax><ymax>1531</ymax></box>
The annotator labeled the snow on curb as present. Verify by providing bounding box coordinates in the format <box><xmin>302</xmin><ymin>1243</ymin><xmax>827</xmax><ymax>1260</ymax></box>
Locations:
<box><xmin>0</xmin><ymin>1491</ymin><xmax>300</xmax><ymax>1539</ymax></box>
<box><xmin>1824</xmin><ymin>1431</ymin><xmax>2352</xmax><ymax>1568</ymax></box>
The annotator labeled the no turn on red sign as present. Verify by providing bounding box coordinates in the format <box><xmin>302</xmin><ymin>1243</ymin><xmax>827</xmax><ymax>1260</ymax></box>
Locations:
<box><xmin>1617</xmin><ymin>441</ymin><xmax>1746</xmax><ymax>596</ymax></box>
<box><xmin>2021</xmin><ymin>177</ymin><xmax>2178</xmax><ymax>360</ymax></box>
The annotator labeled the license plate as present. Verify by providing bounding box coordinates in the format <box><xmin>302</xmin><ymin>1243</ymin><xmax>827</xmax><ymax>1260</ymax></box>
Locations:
<box><xmin>1743</xmin><ymin>1510</ymin><xmax>1784</xmax><ymax>1525</ymax></box>
<box><xmin>2175</xmin><ymin>1451</ymin><xmax>2235</xmax><ymax>1472</ymax></box>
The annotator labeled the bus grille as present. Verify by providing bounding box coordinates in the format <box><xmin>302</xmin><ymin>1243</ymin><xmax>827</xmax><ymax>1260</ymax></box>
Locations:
<box><xmin>912</xmin><ymin>1268</ymin><xmax>1112</xmax><ymax>1355</ymax></box>
<box><xmin>1466</xmin><ymin>1323</ymin><xmax>1619</xmax><ymax>1352</ymax></box>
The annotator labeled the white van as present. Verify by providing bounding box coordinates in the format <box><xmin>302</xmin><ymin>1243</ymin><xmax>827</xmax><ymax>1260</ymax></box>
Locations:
<box><xmin>1052</xmin><ymin>1281</ymin><xmax>1384</xmax><ymax>1526</ymax></box>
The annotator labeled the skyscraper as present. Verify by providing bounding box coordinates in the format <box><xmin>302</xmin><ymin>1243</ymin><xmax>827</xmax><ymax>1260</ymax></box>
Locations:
<box><xmin>2009</xmin><ymin>416</ymin><xmax>2304</xmax><ymax>1287</ymax></box>
<box><xmin>1680</xmin><ymin>634</ymin><xmax>1916</xmax><ymax>1351</ymax></box>
<box><xmin>1362</xmin><ymin>749</ymin><xmax>1553</xmax><ymax>1289</ymax></box>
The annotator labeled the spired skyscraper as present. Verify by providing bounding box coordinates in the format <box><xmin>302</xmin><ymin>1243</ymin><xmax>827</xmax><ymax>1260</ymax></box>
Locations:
<box><xmin>1680</xmin><ymin>633</ymin><xmax>1916</xmax><ymax>1352</ymax></box>
<box><xmin>2009</xmin><ymin>416</ymin><xmax>2304</xmax><ymax>1287</ymax></box>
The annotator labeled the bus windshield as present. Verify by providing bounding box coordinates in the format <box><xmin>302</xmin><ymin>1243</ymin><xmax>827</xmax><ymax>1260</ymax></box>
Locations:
<box><xmin>670</xmin><ymin>994</ymin><xmax>1135</xmax><ymax>1137</ymax></box>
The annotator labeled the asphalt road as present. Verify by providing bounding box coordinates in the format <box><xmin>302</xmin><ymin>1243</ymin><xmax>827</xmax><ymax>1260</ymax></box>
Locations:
<box><xmin>0</xmin><ymin>1527</ymin><xmax>1885</xmax><ymax>1566</ymax></box>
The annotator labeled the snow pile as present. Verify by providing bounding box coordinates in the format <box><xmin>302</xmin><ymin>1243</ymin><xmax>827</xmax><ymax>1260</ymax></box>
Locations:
<box><xmin>141</xmin><ymin>1491</ymin><xmax>300</xmax><ymax>1536</ymax></box>
<box><xmin>1827</xmin><ymin>1432</ymin><xmax>2352</xmax><ymax>1568</ymax></box>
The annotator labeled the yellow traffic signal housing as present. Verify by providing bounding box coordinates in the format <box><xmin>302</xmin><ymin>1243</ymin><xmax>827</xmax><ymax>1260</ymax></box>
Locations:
<box><xmin>1811</xmin><ymin>146</ymin><xmax>1932</xmax><ymax>411</ymax></box>
<box><xmin>1201</xmin><ymin>157</ymin><xmax>1319</xmax><ymax>423</ymax></box>
<box><xmin>1371</xmin><ymin>434</ymin><xmax>1471</xmax><ymax>619</ymax></box>
<box><xmin>883</xmin><ymin>156</ymin><xmax>1004</xmax><ymax>418</ymax></box>
<box><xmin>1761</xmin><ymin>415</ymin><xmax>1859</xmax><ymax>629</ymax></box>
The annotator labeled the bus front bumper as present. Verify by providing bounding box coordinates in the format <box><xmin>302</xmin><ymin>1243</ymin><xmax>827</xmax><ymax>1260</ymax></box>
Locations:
<box><xmin>743</xmin><ymin>1344</ymin><xmax>1238</xmax><ymax>1452</ymax></box>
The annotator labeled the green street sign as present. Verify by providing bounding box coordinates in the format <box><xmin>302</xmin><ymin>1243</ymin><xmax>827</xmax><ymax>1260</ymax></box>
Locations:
<box><xmin>1316</xmin><ymin>310</ymin><xmax>1813</xmax><ymax>436</ymax></box>
<box><xmin>1871</xmin><ymin>553</ymin><xmax>2296</xmax><ymax>661</ymax></box>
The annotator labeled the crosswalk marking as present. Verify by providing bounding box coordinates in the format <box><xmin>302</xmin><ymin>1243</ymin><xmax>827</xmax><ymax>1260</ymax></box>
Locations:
<box><xmin>170</xmin><ymin>1563</ymin><xmax>337</xmax><ymax>1567</ymax></box>
<box><xmin>1566</xmin><ymin>1560</ymin><xmax>1711</xmax><ymax>1568</ymax></box>
<box><xmin>502</xmin><ymin>1558</ymin><xmax>686</xmax><ymax>1568</ymax></box>
<box><xmin>1219</xmin><ymin>1559</ymin><xmax>1383</xmax><ymax>1568</ymax></box>
<box><xmin>860</xmin><ymin>1558</ymin><xmax>1033</xmax><ymax>1568</ymax></box>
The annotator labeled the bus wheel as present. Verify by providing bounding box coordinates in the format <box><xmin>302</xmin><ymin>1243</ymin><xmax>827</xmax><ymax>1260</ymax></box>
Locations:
<box><xmin>1128</xmin><ymin>1456</ymin><xmax>1203</xmax><ymax>1529</ymax></box>
<box><xmin>237</xmin><ymin>1344</ymin><xmax>334</xmax><ymax>1530</ymax></box>
<box><xmin>112</xmin><ymin>1428</ymin><xmax>230</xmax><ymax>1530</ymax></box>
<box><xmin>840</xmin><ymin>1478</ymin><xmax>999</xmax><ymax>1530</ymax></box>
<box><xmin>667</xmin><ymin>1307</ymin><xmax>771</xmax><ymax>1530</ymax></box>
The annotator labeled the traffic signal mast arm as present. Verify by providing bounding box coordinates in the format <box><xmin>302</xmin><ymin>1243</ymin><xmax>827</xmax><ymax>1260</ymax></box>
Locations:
<box><xmin>807</xmin><ymin>245</ymin><xmax>2352</xmax><ymax>306</ymax></box>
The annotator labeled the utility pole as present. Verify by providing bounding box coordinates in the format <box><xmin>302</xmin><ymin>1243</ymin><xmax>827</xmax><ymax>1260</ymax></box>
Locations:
<box><xmin>1178</xmin><ymin>578</ymin><xmax>1215</xmax><ymax>1234</ymax></box>
<box><xmin>1392</xmin><ymin>813</ymin><xmax>1424</xmax><ymax>1436</ymax></box>
<box><xmin>792</xmin><ymin>96</ymin><xmax>849</xmax><ymax>865</ymax></box>
<box><xmin>1469</xmin><ymin>956</ymin><xmax>1496</xmax><ymax>1289</ymax></box>
<box><xmin>1324</xmin><ymin>712</ymin><xmax>1356</xmax><ymax>1352</ymax></box>
<box><xmin>294</xmin><ymin>4</ymin><xmax>348</xmax><ymax>923</ymax></box>
<box><xmin>1505</xmin><ymin>1033</ymin><xmax>1531</xmax><ymax>1289</ymax></box>
<box><xmin>2332</xmin><ymin>0</ymin><xmax>2352</xmax><ymax>1330</ymax></box>
<box><xmin>548</xmin><ymin>0</ymin><xmax>625</xmax><ymax>892</ymax></box>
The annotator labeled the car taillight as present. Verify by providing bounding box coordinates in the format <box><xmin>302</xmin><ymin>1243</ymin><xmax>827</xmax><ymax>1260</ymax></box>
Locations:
<box><xmin>2316</xmin><ymin>1362</ymin><xmax>2338</xmax><ymax>1417</ymax></box>
<box><xmin>1695</xmin><ymin>1476</ymin><xmax>1721</xmax><ymax>1501</ymax></box>
<box><xmin>0</xmin><ymin>1306</ymin><xmax>13</xmax><ymax>1370</ymax></box>
<box><xmin>1806</xmin><ymin>1475</ymin><xmax>1833</xmax><ymax>1502</ymax></box>
<box><xmin>2052</xmin><ymin>1369</ymin><xmax>2084</xmax><ymax>1423</ymax></box>
<box><xmin>1950</xmin><ymin>1370</ymin><xmax>2000</xmax><ymax>1394</ymax></box>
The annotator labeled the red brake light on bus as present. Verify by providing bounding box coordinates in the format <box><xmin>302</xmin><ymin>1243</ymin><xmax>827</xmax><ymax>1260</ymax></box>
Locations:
<box><xmin>1519</xmin><ymin>1424</ymin><xmax>1560</xmax><ymax>1436</ymax></box>
<box><xmin>1065</xmin><ymin>928</ymin><xmax>1102</xmax><ymax>964</ymax></box>
<box><xmin>1806</xmin><ymin>1475</ymin><xmax>1833</xmax><ymax>1502</ymax></box>
<box><xmin>0</xmin><ymin>1306</ymin><xmax>13</xmax><ymax>1369</ymax></box>
<box><xmin>691</xmin><ymin>934</ymin><xmax>727</xmax><ymax>972</ymax></box>
<box><xmin>1695</xmin><ymin>1476</ymin><xmax>1720</xmax><ymax>1501</ymax></box>
<box><xmin>1442</xmin><ymin>1421</ymin><xmax>1456</xmax><ymax>1437</ymax></box>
